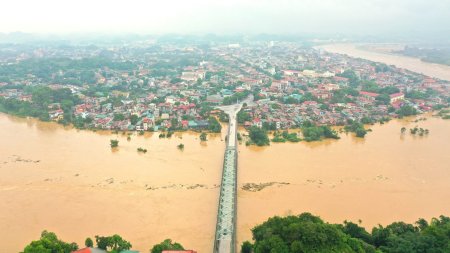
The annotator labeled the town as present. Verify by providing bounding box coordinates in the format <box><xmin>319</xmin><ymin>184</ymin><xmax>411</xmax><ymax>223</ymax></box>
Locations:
<box><xmin>0</xmin><ymin>40</ymin><xmax>449</xmax><ymax>142</ymax></box>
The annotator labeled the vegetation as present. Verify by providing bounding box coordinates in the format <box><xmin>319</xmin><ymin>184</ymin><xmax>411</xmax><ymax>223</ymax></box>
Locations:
<box><xmin>272</xmin><ymin>131</ymin><xmax>301</xmax><ymax>143</ymax></box>
<box><xmin>237</xmin><ymin>109</ymin><xmax>252</xmax><ymax>124</ymax></box>
<box><xmin>437</xmin><ymin>109</ymin><xmax>450</xmax><ymax>119</ymax></box>
<box><xmin>208</xmin><ymin>116</ymin><xmax>222</xmax><ymax>133</ymax></box>
<box><xmin>345</xmin><ymin>121</ymin><xmax>368</xmax><ymax>138</ymax></box>
<box><xmin>243</xmin><ymin>212</ymin><xmax>450</xmax><ymax>253</ymax></box>
<box><xmin>95</xmin><ymin>234</ymin><xmax>132</xmax><ymax>252</ymax></box>
<box><xmin>200</xmin><ymin>132</ymin><xmax>207</xmax><ymax>141</ymax></box>
<box><xmin>237</xmin><ymin>132</ymin><xmax>242</xmax><ymax>141</ymax></box>
<box><xmin>397</xmin><ymin>105</ymin><xmax>418</xmax><ymax>117</ymax></box>
<box><xmin>110</xmin><ymin>139</ymin><xmax>119</xmax><ymax>148</ymax></box>
<box><xmin>301</xmin><ymin>121</ymin><xmax>340</xmax><ymax>141</ymax></box>
<box><xmin>85</xmin><ymin>237</ymin><xmax>94</xmax><ymax>247</ymax></box>
<box><xmin>150</xmin><ymin>239</ymin><xmax>184</xmax><ymax>253</ymax></box>
<box><xmin>247</xmin><ymin>126</ymin><xmax>270</xmax><ymax>146</ymax></box>
<box><xmin>218</xmin><ymin>111</ymin><xmax>229</xmax><ymax>122</ymax></box>
<box><xmin>137</xmin><ymin>147</ymin><xmax>147</xmax><ymax>153</ymax></box>
<box><xmin>0</xmin><ymin>86</ymin><xmax>80</xmax><ymax>123</ymax></box>
<box><xmin>177</xmin><ymin>143</ymin><xmax>185</xmax><ymax>150</ymax></box>
<box><xmin>222</xmin><ymin>90</ymin><xmax>250</xmax><ymax>105</ymax></box>
<box><xmin>409</xmin><ymin>127</ymin><xmax>429</xmax><ymax>136</ymax></box>
<box><xmin>23</xmin><ymin>230</ymin><xmax>78</xmax><ymax>253</ymax></box>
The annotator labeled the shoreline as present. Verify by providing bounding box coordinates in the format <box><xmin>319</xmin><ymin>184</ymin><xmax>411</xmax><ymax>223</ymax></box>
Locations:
<box><xmin>317</xmin><ymin>43</ymin><xmax>450</xmax><ymax>81</ymax></box>
<box><xmin>1</xmin><ymin>110</ymin><xmax>447</xmax><ymax>146</ymax></box>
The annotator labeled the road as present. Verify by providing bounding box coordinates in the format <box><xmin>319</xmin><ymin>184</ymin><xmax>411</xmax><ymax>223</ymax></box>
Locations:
<box><xmin>213</xmin><ymin>95</ymin><xmax>252</xmax><ymax>253</ymax></box>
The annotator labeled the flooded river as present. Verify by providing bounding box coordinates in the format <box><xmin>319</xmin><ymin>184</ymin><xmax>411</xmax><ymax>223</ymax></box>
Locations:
<box><xmin>0</xmin><ymin>113</ymin><xmax>225</xmax><ymax>253</ymax></box>
<box><xmin>1</xmin><ymin>112</ymin><xmax>449</xmax><ymax>252</ymax></box>
<box><xmin>319</xmin><ymin>43</ymin><xmax>450</xmax><ymax>81</ymax></box>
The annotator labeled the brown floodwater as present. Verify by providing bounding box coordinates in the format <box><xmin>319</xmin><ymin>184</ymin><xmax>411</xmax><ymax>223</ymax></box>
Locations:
<box><xmin>1</xmin><ymin>113</ymin><xmax>449</xmax><ymax>252</ymax></box>
<box><xmin>237</xmin><ymin>115</ymin><xmax>450</xmax><ymax>246</ymax></box>
<box><xmin>0</xmin><ymin>113</ymin><xmax>225</xmax><ymax>253</ymax></box>
<box><xmin>318</xmin><ymin>43</ymin><xmax>450</xmax><ymax>81</ymax></box>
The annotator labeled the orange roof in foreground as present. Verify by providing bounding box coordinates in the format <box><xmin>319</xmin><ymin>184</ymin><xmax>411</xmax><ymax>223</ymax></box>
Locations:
<box><xmin>162</xmin><ymin>251</ymin><xmax>197</xmax><ymax>253</ymax></box>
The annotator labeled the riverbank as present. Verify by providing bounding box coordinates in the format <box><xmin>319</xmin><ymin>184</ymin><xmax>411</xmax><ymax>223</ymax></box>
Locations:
<box><xmin>318</xmin><ymin>43</ymin><xmax>450</xmax><ymax>81</ymax></box>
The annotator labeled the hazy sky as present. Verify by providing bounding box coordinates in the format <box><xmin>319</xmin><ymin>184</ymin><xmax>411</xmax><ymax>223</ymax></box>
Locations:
<box><xmin>1</xmin><ymin>0</ymin><xmax>450</xmax><ymax>35</ymax></box>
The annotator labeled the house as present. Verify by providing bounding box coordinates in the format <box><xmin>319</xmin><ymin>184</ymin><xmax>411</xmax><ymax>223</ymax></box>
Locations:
<box><xmin>49</xmin><ymin>109</ymin><xmax>64</xmax><ymax>121</ymax></box>
<box><xmin>252</xmin><ymin>118</ymin><xmax>262</xmax><ymax>128</ymax></box>
<box><xmin>359</xmin><ymin>91</ymin><xmax>379</xmax><ymax>98</ymax></box>
<box><xmin>71</xmin><ymin>248</ymin><xmax>107</xmax><ymax>253</ymax></box>
<box><xmin>390</xmin><ymin>92</ymin><xmax>405</xmax><ymax>104</ymax></box>
<box><xmin>162</xmin><ymin>251</ymin><xmax>197</xmax><ymax>253</ymax></box>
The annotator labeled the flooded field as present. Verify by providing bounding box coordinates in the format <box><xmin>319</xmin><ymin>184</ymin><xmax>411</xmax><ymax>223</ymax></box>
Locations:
<box><xmin>1</xmin><ymin>112</ymin><xmax>449</xmax><ymax>252</ymax></box>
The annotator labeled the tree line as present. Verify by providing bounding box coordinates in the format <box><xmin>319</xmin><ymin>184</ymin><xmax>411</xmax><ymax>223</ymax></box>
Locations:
<box><xmin>242</xmin><ymin>212</ymin><xmax>450</xmax><ymax>253</ymax></box>
<box><xmin>22</xmin><ymin>231</ymin><xmax>186</xmax><ymax>253</ymax></box>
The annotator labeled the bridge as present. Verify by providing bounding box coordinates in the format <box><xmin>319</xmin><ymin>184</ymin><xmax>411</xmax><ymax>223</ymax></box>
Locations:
<box><xmin>213</xmin><ymin>103</ymin><xmax>242</xmax><ymax>253</ymax></box>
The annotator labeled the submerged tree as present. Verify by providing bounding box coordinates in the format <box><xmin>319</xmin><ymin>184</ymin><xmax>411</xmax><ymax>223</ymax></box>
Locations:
<box><xmin>110</xmin><ymin>139</ymin><xmax>119</xmax><ymax>148</ymax></box>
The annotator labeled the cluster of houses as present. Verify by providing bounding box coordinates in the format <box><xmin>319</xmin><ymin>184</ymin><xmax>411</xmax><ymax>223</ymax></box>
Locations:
<box><xmin>1</xmin><ymin>41</ymin><xmax>448</xmax><ymax>130</ymax></box>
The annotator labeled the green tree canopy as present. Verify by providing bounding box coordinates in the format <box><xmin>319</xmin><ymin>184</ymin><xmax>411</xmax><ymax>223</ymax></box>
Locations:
<box><xmin>23</xmin><ymin>230</ymin><xmax>78</xmax><ymax>253</ymax></box>
<box><xmin>150</xmin><ymin>239</ymin><xmax>184</xmax><ymax>253</ymax></box>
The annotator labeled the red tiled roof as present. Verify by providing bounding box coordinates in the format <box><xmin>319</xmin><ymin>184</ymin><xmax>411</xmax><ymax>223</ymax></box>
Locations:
<box><xmin>389</xmin><ymin>92</ymin><xmax>404</xmax><ymax>98</ymax></box>
<box><xmin>359</xmin><ymin>91</ymin><xmax>379</xmax><ymax>97</ymax></box>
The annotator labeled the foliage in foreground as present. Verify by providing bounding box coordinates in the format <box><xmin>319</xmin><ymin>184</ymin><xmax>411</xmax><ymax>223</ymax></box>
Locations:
<box><xmin>150</xmin><ymin>239</ymin><xmax>184</xmax><ymax>253</ymax></box>
<box><xmin>242</xmin><ymin>212</ymin><xmax>450</xmax><ymax>253</ymax></box>
<box><xmin>95</xmin><ymin>234</ymin><xmax>132</xmax><ymax>252</ymax></box>
<box><xmin>22</xmin><ymin>230</ymin><xmax>78</xmax><ymax>253</ymax></box>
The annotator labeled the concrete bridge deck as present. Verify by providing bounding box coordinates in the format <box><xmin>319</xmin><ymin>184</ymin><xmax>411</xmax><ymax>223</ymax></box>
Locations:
<box><xmin>213</xmin><ymin>103</ymin><xmax>242</xmax><ymax>253</ymax></box>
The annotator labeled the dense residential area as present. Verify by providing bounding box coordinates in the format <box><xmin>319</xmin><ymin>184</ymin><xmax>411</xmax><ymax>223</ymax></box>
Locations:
<box><xmin>0</xmin><ymin>40</ymin><xmax>449</xmax><ymax>136</ymax></box>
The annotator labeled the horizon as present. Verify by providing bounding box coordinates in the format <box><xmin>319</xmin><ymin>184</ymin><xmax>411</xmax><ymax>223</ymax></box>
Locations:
<box><xmin>1</xmin><ymin>0</ymin><xmax>450</xmax><ymax>40</ymax></box>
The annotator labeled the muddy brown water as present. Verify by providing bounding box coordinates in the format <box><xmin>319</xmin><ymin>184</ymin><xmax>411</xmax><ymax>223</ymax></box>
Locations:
<box><xmin>318</xmin><ymin>43</ymin><xmax>450</xmax><ymax>81</ymax></box>
<box><xmin>1</xmin><ymin>112</ymin><xmax>449</xmax><ymax>252</ymax></box>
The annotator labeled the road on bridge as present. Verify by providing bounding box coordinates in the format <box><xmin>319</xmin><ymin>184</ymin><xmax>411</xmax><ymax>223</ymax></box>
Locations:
<box><xmin>213</xmin><ymin>95</ymin><xmax>252</xmax><ymax>253</ymax></box>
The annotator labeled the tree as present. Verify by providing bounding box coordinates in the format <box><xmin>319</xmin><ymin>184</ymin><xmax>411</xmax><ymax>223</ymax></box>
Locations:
<box><xmin>250</xmin><ymin>213</ymin><xmax>369</xmax><ymax>253</ymax></box>
<box><xmin>200</xmin><ymin>132</ymin><xmax>207</xmax><ymax>141</ymax></box>
<box><xmin>208</xmin><ymin>116</ymin><xmax>222</xmax><ymax>133</ymax></box>
<box><xmin>85</xmin><ymin>237</ymin><xmax>94</xmax><ymax>247</ymax></box>
<box><xmin>23</xmin><ymin>230</ymin><xmax>78</xmax><ymax>253</ymax></box>
<box><xmin>247</xmin><ymin>213</ymin><xmax>450</xmax><ymax>253</ymax></box>
<box><xmin>241</xmin><ymin>241</ymin><xmax>253</xmax><ymax>253</ymax></box>
<box><xmin>301</xmin><ymin>121</ymin><xmax>340</xmax><ymax>141</ymax></box>
<box><xmin>344</xmin><ymin>122</ymin><xmax>368</xmax><ymax>138</ymax></box>
<box><xmin>95</xmin><ymin>234</ymin><xmax>132</xmax><ymax>252</ymax></box>
<box><xmin>376</xmin><ymin>94</ymin><xmax>390</xmax><ymax>105</ymax></box>
<box><xmin>248</xmin><ymin>126</ymin><xmax>270</xmax><ymax>146</ymax></box>
<box><xmin>397</xmin><ymin>105</ymin><xmax>418</xmax><ymax>117</ymax></box>
<box><xmin>177</xmin><ymin>143</ymin><xmax>185</xmax><ymax>150</ymax></box>
<box><xmin>110</xmin><ymin>139</ymin><xmax>119</xmax><ymax>148</ymax></box>
<box><xmin>150</xmin><ymin>239</ymin><xmax>184</xmax><ymax>253</ymax></box>
<box><xmin>237</xmin><ymin>109</ymin><xmax>252</xmax><ymax>124</ymax></box>
<box><xmin>401</xmin><ymin>127</ymin><xmax>406</xmax><ymax>134</ymax></box>
<box><xmin>356</xmin><ymin>128</ymin><xmax>367</xmax><ymax>138</ymax></box>
<box><xmin>113</xmin><ymin>113</ymin><xmax>125</xmax><ymax>121</ymax></box>
<box><xmin>130</xmin><ymin>114</ymin><xmax>139</xmax><ymax>125</ymax></box>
